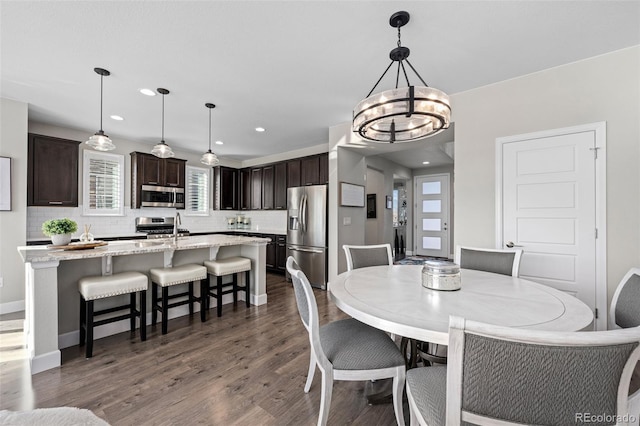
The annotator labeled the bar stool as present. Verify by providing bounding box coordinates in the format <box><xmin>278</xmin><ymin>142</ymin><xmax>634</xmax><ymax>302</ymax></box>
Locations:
<box><xmin>202</xmin><ymin>257</ymin><xmax>251</xmax><ymax>320</ymax></box>
<box><xmin>79</xmin><ymin>271</ymin><xmax>148</xmax><ymax>358</ymax></box>
<box><xmin>149</xmin><ymin>263</ymin><xmax>207</xmax><ymax>334</ymax></box>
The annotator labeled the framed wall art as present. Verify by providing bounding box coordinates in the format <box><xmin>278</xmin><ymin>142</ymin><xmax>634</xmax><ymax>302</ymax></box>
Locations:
<box><xmin>0</xmin><ymin>157</ymin><xmax>11</xmax><ymax>211</ymax></box>
<box><xmin>340</xmin><ymin>182</ymin><xmax>365</xmax><ymax>207</ymax></box>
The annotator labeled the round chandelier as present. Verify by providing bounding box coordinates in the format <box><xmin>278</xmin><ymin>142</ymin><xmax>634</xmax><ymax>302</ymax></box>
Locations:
<box><xmin>353</xmin><ymin>11</ymin><xmax>451</xmax><ymax>143</ymax></box>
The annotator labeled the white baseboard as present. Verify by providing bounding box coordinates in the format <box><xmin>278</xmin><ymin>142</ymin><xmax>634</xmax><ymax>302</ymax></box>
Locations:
<box><xmin>30</xmin><ymin>350</ymin><xmax>61</xmax><ymax>375</ymax></box>
<box><xmin>58</xmin><ymin>293</ymin><xmax>257</xmax><ymax>349</ymax></box>
<box><xmin>0</xmin><ymin>299</ymin><xmax>25</xmax><ymax>315</ymax></box>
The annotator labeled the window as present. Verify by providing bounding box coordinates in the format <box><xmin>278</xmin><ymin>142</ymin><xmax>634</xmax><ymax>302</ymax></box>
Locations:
<box><xmin>83</xmin><ymin>150</ymin><xmax>124</xmax><ymax>216</ymax></box>
<box><xmin>186</xmin><ymin>165</ymin><xmax>210</xmax><ymax>216</ymax></box>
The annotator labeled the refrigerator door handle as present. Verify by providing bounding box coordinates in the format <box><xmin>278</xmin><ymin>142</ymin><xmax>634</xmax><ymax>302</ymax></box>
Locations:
<box><xmin>301</xmin><ymin>193</ymin><xmax>308</xmax><ymax>233</ymax></box>
<box><xmin>289</xmin><ymin>247</ymin><xmax>324</xmax><ymax>254</ymax></box>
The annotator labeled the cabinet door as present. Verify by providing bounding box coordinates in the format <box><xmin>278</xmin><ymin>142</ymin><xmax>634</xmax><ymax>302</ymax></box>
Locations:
<box><xmin>265</xmin><ymin>235</ymin><xmax>276</xmax><ymax>269</ymax></box>
<box><xmin>301</xmin><ymin>155</ymin><xmax>320</xmax><ymax>186</ymax></box>
<box><xmin>28</xmin><ymin>134</ymin><xmax>80</xmax><ymax>207</ymax></box>
<box><xmin>141</xmin><ymin>154</ymin><xmax>163</xmax><ymax>185</ymax></box>
<box><xmin>276</xmin><ymin>235</ymin><xmax>287</xmax><ymax>272</ymax></box>
<box><xmin>262</xmin><ymin>165</ymin><xmax>274</xmax><ymax>210</ymax></box>
<box><xmin>287</xmin><ymin>159</ymin><xmax>301</xmax><ymax>188</ymax></box>
<box><xmin>240</xmin><ymin>168</ymin><xmax>251</xmax><ymax>210</ymax></box>
<box><xmin>164</xmin><ymin>158</ymin><xmax>185</xmax><ymax>187</ymax></box>
<box><xmin>219</xmin><ymin>167</ymin><xmax>238</xmax><ymax>210</ymax></box>
<box><xmin>319</xmin><ymin>153</ymin><xmax>328</xmax><ymax>184</ymax></box>
<box><xmin>251</xmin><ymin>168</ymin><xmax>262</xmax><ymax>210</ymax></box>
<box><xmin>274</xmin><ymin>162</ymin><xmax>287</xmax><ymax>209</ymax></box>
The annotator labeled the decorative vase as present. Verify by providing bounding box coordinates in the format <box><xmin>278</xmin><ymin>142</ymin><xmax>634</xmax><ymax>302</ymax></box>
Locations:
<box><xmin>51</xmin><ymin>233</ymin><xmax>72</xmax><ymax>246</ymax></box>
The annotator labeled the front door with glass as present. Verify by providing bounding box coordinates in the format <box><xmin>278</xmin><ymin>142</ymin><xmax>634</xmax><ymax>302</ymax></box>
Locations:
<box><xmin>414</xmin><ymin>174</ymin><xmax>450</xmax><ymax>258</ymax></box>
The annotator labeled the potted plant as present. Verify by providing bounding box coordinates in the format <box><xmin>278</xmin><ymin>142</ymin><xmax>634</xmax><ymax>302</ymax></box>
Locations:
<box><xmin>42</xmin><ymin>218</ymin><xmax>78</xmax><ymax>246</ymax></box>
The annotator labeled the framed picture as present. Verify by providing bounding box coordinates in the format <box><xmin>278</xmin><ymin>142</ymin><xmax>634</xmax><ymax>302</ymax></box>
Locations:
<box><xmin>386</xmin><ymin>195</ymin><xmax>392</xmax><ymax>209</ymax></box>
<box><xmin>0</xmin><ymin>157</ymin><xmax>10</xmax><ymax>211</ymax></box>
<box><xmin>340</xmin><ymin>182</ymin><xmax>365</xmax><ymax>207</ymax></box>
<box><xmin>367</xmin><ymin>194</ymin><xmax>376</xmax><ymax>218</ymax></box>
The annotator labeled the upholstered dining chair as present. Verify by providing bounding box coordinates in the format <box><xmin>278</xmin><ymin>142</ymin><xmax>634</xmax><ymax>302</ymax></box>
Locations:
<box><xmin>343</xmin><ymin>243</ymin><xmax>393</xmax><ymax>271</ymax></box>
<box><xmin>286</xmin><ymin>257</ymin><xmax>406</xmax><ymax>426</ymax></box>
<box><xmin>610</xmin><ymin>267</ymin><xmax>640</xmax><ymax>329</ymax></box>
<box><xmin>455</xmin><ymin>245</ymin><xmax>523</xmax><ymax>277</ymax></box>
<box><xmin>406</xmin><ymin>316</ymin><xmax>640</xmax><ymax>426</ymax></box>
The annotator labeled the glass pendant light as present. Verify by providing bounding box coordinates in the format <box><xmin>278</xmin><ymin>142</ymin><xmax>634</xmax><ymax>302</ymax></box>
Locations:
<box><xmin>151</xmin><ymin>88</ymin><xmax>175</xmax><ymax>158</ymax></box>
<box><xmin>86</xmin><ymin>67</ymin><xmax>116</xmax><ymax>151</ymax></box>
<box><xmin>200</xmin><ymin>103</ymin><xmax>220</xmax><ymax>166</ymax></box>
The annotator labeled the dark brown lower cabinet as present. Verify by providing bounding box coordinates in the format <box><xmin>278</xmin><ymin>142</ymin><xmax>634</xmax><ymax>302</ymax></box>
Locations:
<box><xmin>276</xmin><ymin>235</ymin><xmax>287</xmax><ymax>272</ymax></box>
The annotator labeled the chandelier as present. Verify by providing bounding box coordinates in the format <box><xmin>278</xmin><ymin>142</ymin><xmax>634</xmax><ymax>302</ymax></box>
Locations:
<box><xmin>353</xmin><ymin>11</ymin><xmax>451</xmax><ymax>143</ymax></box>
<box><xmin>86</xmin><ymin>67</ymin><xmax>116</xmax><ymax>151</ymax></box>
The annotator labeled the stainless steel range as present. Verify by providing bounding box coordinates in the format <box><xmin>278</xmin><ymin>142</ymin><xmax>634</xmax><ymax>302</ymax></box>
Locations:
<box><xmin>135</xmin><ymin>217</ymin><xmax>190</xmax><ymax>239</ymax></box>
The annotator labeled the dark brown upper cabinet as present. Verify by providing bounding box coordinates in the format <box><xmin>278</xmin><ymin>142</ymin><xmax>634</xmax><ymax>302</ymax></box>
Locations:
<box><xmin>240</xmin><ymin>168</ymin><xmax>252</xmax><ymax>210</ymax></box>
<box><xmin>28</xmin><ymin>133</ymin><xmax>80</xmax><ymax>207</ymax></box>
<box><xmin>130</xmin><ymin>152</ymin><xmax>186</xmax><ymax>208</ymax></box>
<box><xmin>262</xmin><ymin>165</ymin><xmax>274</xmax><ymax>210</ymax></box>
<box><xmin>274</xmin><ymin>162</ymin><xmax>287</xmax><ymax>209</ymax></box>
<box><xmin>319</xmin><ymin>153</ymin><xmax>329</xmax><ymax>184</ymax></box>
<box><xmin>213</xmin><ymin>166</ymin><xmax>238</xmax><ymax>210</ymax></box>
<box><xmin>287</xmin><ymin>159</ymin><xmax>301</xmax><ymax>188</ymax></box>
<box><xmin>301</xmin><ymin>155</ymin><xmax>320</xmax><ymax>186</ymax></box>
<box><xmin>251</xmin><ymin>168</ymin><xmax>262</xmax><ymax>210</ymax></box>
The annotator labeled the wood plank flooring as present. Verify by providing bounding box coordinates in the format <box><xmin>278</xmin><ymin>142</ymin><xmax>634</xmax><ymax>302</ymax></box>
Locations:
<box><xmin>0</xmin><ymin>273</ymin><xmax>403</xmax><ymax>425</ymax></box>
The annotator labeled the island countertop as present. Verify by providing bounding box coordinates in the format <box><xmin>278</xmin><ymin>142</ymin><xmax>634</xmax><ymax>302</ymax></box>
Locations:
<box><xmin>18</xmin><ymin>234</ymin><xmax>271</xmax><ymax>264</ymax></box>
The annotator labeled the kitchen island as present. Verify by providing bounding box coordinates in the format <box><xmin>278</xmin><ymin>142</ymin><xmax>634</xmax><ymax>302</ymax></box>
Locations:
<box><xmin>18</xmin><ymin>234</ymin><xmax>270</xmax><ymax>374</ymax></box>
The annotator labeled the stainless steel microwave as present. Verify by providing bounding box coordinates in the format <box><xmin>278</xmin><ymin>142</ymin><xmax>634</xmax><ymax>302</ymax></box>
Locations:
<box><xmin>140</xmin><ymin>185</ymin><xmax>185</xmax><ymax>208</ymax></box>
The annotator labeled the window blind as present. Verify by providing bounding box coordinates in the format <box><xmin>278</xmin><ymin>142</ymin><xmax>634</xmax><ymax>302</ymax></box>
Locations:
<box><xmin>83</xmin><ymin>151</ymin><xmax>124</xmax><ymax>216</ymax></box>
<box><xmin>186</xmin><ymin>166</ymin><xmax>210</xmax><ymax>215</ymax></box>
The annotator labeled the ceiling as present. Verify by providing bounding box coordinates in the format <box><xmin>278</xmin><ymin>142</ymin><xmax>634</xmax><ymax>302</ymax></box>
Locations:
<box><xmin>2</xmin><ymin>1</ymin><xmax>639</xmax><ymax>167</ymax></box>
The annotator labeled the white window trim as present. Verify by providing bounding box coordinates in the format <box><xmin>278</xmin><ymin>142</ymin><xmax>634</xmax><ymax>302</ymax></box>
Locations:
<box><xmin>82</xmin><ymin>150</ymin><xmax>125</xmax><ymax>216</ymax></box>
<box><xmin>185</xmin><ymin>165</ymin><xmax>211</xmax><ymax>217</ymax></box>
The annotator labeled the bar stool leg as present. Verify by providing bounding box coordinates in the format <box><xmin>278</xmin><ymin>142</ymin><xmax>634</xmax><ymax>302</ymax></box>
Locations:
<box><xmin>129</xmin><ymin>293</ymin><xmax>136</xmax><ymax>332</ymax></box>
<box><xmin>217</xmin><ymin>276</ymin><xmax>223</xmax><ymax>317</ymax></box>
<box><xmin>79</xmin><ymin>296</ymin><xmax>86</xmax><ymax>346</ymax></box>
<box><xmin>188</xmin><ymin>281</ymin><xmax>194</xmax><ymax>315</ymax></box>
<box><xmin>245</xmin><ymin>270</ymin><xmax>251</xmax><ymax>308</ymax></box>
<box><xmin>151</xmin><ymin>282</ymin><xmax>158</xmax><ymax>326</ymax></box>
<box><xmin>86</xmin><ymin>300</ymin><xmax>94</xmax><ymax>358</ymax></box>
<box><xmin>200</xmin><ymin>277</ymin><xmax>208</xmax><ymax>322</ymax></box>
<box><xmin>233</xmin><ymin>273</ymin><xmax>238</xmax><ymax>305</ymax></box>
<box><xmin>162</xmin><ymin>286</ymin><xmax>169</xmax><ymax>335</ymax></box>
<box><xmin>140</xmin><ymin>289</ymin><xmax>147</xmax><ymax>341</ymax></box>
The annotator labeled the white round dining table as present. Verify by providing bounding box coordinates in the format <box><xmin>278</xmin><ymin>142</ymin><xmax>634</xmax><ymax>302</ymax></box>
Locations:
<box><xmin>329</xmin><ymin>265</ymin><xmax>594</xmax><ymax>345</ymax></box>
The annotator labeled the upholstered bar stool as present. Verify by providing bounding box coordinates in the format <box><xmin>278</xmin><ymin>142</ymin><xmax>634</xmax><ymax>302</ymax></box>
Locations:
<box><xmin>202</xmin><ymin>257</ymin><xmax>251</xmax><ymax>320</ymax></box>
<box><xmin>79</xmin><ymin>271</ymin><xmax>148</xmax><ymax>358</ymax></box>
<box><xmin>149</xmin><ymin>263</ymin><xmax>207</xmax><ymax>334</ymax></box>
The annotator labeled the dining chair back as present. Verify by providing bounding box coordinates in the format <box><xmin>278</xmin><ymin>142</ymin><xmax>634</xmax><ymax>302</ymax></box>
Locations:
<box><xmin>455</xmin><ymin>245</ymin><xmax>523</xmax><ymax>277</ymax></box>
<box><xmin>406</xmin><ymin>316</ymin><xmax>640</xmax><ymax>426</ymax></box>
<box><xmin>343</xmin><ymin>243</ymin><xmax>393</xmax><ymax>271</ymax></box>
<box><xmin>610</xmin><ymin>267</ymin><xmax>640</xmax><ymax>329</ymax></box>
<box><xmin>286</xmin><ymin>257</ymin><xmax>406</xmax><ymax>426</ymax></box>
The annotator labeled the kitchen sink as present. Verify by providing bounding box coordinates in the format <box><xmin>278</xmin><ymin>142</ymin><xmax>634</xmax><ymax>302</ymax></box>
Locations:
<box><xmin>134</xmin><ymin>240</ymin><xmax>168</xmax><ymax>248</ymax></box>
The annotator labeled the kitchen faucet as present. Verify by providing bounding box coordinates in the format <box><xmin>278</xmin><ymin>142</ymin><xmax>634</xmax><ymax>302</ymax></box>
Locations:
<box><xmin>173</xmin><ymin>212</ymin><xmax>181</xmax><ymax>243</ymax></box>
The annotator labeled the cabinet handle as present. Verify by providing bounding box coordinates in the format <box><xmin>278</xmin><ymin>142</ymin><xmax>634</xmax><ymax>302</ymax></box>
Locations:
<box><xmin>148</xmin><ymin>181</ymin><xmax>158</xmax><ymax>185</ymax></box>
<box><xmin>48</xmin><ymin>201</ymin><xmax>63</xmax><ymax>205</ymax></box>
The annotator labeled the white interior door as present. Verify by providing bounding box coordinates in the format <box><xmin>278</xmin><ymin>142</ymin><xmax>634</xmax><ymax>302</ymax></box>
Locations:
<box><xmin>414</xmin><ymin>174</ymin><xmax>450</xmax><ymax>258</ymax></box>
<box><xmin>497</xmin><ymin>123</ymin><xmax>606</xmax><ymax>329</ymax></box>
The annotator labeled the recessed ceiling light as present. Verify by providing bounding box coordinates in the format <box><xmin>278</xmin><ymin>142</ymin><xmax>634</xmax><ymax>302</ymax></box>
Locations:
<box><xmin>110</xmin><ymin>115</ymin><xmax>124</xmax><ymax>121</ymax></box>
<box><xmin>422</xmin><ymin>161</ymin><xmax>430</xmax><ymax>165</ymax></box>
<box><xmin>139</xmin><ymin>88</ymin><xmax>156</xmax><ymax>96</ymax></box>
<box><xmin>215</xmin><ymin>140</ymin><xmax>224</xmax><ymax>145</ymax></box>
<box><xmin>255</xmin><ymin>127</ymin><xmax>266</xmax><ymax>132</ymax></box>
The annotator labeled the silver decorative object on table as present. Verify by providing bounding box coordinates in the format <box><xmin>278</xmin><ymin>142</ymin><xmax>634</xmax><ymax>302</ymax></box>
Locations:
<box><xmin>422</xmin><ymin>260</ymin><xmax>461</xmax><ymax>291</ymax></box>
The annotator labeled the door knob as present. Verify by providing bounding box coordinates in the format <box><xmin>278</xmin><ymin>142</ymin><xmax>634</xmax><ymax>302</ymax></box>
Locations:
<box><xmin>505</xmin><ymin>241</ymin><xmax>522</xmax><ymax>248</ymax></box>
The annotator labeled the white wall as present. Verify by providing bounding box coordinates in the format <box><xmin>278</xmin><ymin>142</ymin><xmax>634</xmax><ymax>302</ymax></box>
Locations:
<box><xmin>0</xmin><ymin>99</ymin><xmax>28</xmax><ymax>311</ymax></box>
<box><xmin>453</xmin><ymin>46</ymin><xmax>640</xmax><ymax>302</ymax></box>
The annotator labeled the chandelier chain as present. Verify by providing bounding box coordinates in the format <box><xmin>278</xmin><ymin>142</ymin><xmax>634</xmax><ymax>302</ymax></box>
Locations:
<box><xmin>397</xmin><ymin>23</ymin><xmax>402</xmax><ymax>47</ymax></box>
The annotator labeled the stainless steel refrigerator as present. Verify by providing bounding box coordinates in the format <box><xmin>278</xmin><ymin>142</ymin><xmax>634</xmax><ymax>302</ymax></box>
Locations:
<box><xmin>287</xmin><ymin>185</ymin><xmax>327</xmax><ymax>289</ymax></box>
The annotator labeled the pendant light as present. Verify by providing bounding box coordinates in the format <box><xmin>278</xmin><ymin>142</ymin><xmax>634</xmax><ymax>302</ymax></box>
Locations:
<box><xmin>151</xmin><ymin>88</ymin><xmax>175</xmax><ymax>158</ymax></box>
<box><xmin>85</xmin><ymin>67</ymin><xmax>116</xmax><ymax>151</ymax></box>
<box><xmin>200</xmin><ymin>103</ymin><xmax>220</xmax><ymax>166</ymax></box>
<box><xmin>353</xmin><ymin>11</ymin><xmax>451</xmax><ymax>143</ymax></box>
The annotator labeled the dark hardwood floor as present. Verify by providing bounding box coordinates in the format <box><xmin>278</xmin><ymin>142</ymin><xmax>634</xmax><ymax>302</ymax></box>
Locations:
<box><xmin>0</xmin><ymin>273</ymin><xmax>402</xmax><ymax>425</ymax></box>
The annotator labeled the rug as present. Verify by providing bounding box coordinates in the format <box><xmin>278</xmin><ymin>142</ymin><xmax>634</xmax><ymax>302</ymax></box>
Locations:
<box><xmin>0</xmin><ymin>407</ymin><xmax>109</xmax><ymax>425</ymax></box>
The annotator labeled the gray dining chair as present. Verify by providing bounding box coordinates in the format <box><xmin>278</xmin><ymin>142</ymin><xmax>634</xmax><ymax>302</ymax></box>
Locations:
<box><xmin>454</xmin><ymin>245</ymin><xmax>523</xmax><ymax>277</ymax></box>
<box><xmin>406</xmin><ymin>316</ymin><xmax>640</xmax><ymax>426</ymax></box>
<box><xmin>286</xmin><ymin>257</ymin><xmax>406</xmax><ymax>426</ymax></box>
<box><xmin>610</xmin><ymin>267</ymin><xmax>640</xmax><ymax>329</ymax></box>
<box><xmin>343</xmin><ymin>243</ymin><xmax>393</xmax><ymax>271</ymax></box>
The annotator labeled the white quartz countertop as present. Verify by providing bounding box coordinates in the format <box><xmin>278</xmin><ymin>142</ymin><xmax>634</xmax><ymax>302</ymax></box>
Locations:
<box><xmin>18</xmin><ymin>234</ymin><xmax>270</xmax><ymax>263</ymax></box>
